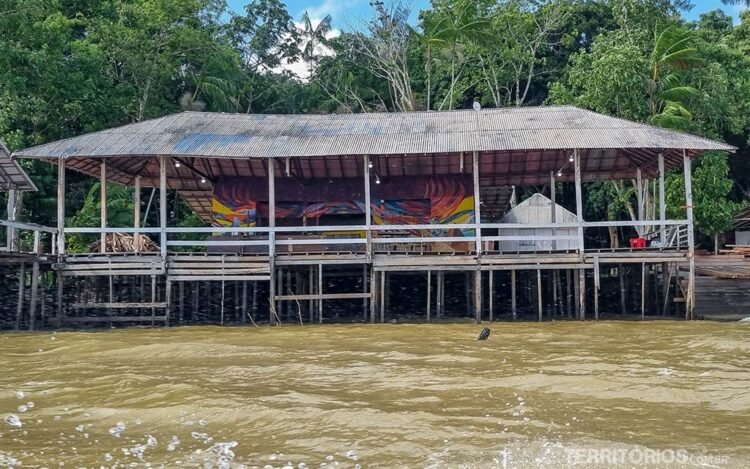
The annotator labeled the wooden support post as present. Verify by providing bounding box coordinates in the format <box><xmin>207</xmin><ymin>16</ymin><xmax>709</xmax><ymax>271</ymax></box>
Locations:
<box><xmin>241</xmin><ymin>281</ymin><xmax>248</xmax><ymax>324</ymax></box>
<box><xmin>57</xmin><ymin>157</ymin><xmax>66</xmax><ymax>255</ymax></box>
<box><xmin>426</xmin><ymin>270</ymin><xmax>432</xmax><ymax>322</ymax></box>
<box><xmin>363</xmin><ymin>265</ymin><xmax>368</xmax><ymax>321</ymax></box>
<box><xmin>380</xmin><ymin>270</ymin><xmax>385</xmax><ymax>323</ymax></box>
<box><xmin>15</xmin><ymin>263</ymin><xmax>25</xmax><ymax>330</ymax></box>
<box><xmin>134</xmin><ymin>175</ymin><xmax>141</xmax><ymax>253</ymax></box>
<box><xmin>641</xmin><ymin>261</ymin><xmax>646</xmax><ymax>320</ymax></box>
<box><xmin>318</xmin><ymin>263</ymin><xmax>323</xmax><ymax>324</ymax></box>
<box><xmin>179</xmin><ymin>281</ymin><xmax>185</xmax><ymax>324</ymax></box>
<box><xmin>268</xmin><ymin>158</ymin><xmax>276</xmax><ymax>325</ymax></box>
<box><xmin>511</xmin><ymin>269</ymin><xmax>517</xmax><ymax>320</ymax></box>
<box><xmin>309</xmin><ymin>266</ymin><xmax>315</xmax><ymax>323</ymax></box>
<box><xmin>370</xmin><ymin>268</ymin><xmax>377</xmax><ymax>324</ymax></box>
<box><xmin>537</xmin><ymin>268</ymin><xmax>542</xmax><ymax>322</ymax></box>
<box><xmin>593</xmin><ymin>256</ymin><xmax>600</xmax><ymax>320</ymax></box>
<box><xmin>579</xmin><ymin>270</ymin><xmax>586</xmax><ymax>320</ymax></box>
<box><xmin>658</xmin><ymin>154</ymin><xmax>666</xmax><ymax>246</ymax></box>
<box><xmin>566</xmin><ymin>269</ymin><xmax>572</xmax><ymax>318</ymax></box>
<box><xmin>472</xmin><ymin>151</ymin><xmax>482</xmax><ymax>255</ymax></box>
<box><xmin>550</xmin><ymin>170</ymin><xmax>556</xmax><ymax>251</ymax></box>
<box><xmin>488</xmin><ymin>269</ymin><xmax>494</xmax><ymax>321</ymax></box>
<box><xmin>220</xmin><ymin>279</ymin><xmax>225</xmax><ymax>325</ymax></box>
<box><xmin>574</xmin><ymin>149</ymin><xmax>584</xmax><ymax>254</ymax></box>
<box><xmin>636</xmin><ymin>167</ymin><xmax>644</xmax><ymax>233</ymax></box>
<box><xmin>552</xmin><ymin>270</ymin><xmax>558</xmax><ymax>317</ymax></box>
<box><xmin>436</xmin><ymin>271</ymin><xmax>443</xmax><ymax>320</ymax></box>
<box><xmin>364</xmin><ymin>155</ymin><xmax>372</xmax><ymax>259</ymax></box>
<box><xmin>165</xmin><ymin>279</ymin><xmax>171</xmax><ymax>327</ymax></box>
<box><xmin>56</xmin><ymin>272</ymin><xmax>63</xmax><ymax>327</ymax></box>
<box><xmin>100</xmin><ymin>160</ymin><xmax>107</xmax><ymax>253</ymax></box>
<box><xmin>159</xmin><ymin>156</ymin><xmax>167</xmax><ymax>257</ymax></box>
<box><xmin>474</xmin><ymin>269</ymin><xmax>482</xmax><ymax>324</ymax></box>
<box><xmin>151</xmin><ymin>273</ymin><xmax>156</xmax><ymax>326</ymax></box>
<box><xmin>683</xmin><ymin>151</ymin><xmax>695</xmax><ymax>319</ymax></box>
<box><xmin>28</xmin><ymin>262</ymin><xmax>39</xmax><ymax>331</ymax></box>
<box><xmin>6</xmin><ymin>189</ymin><xmax>16</xmax><ymax>251</ymax></box>
<box><xmin>619</xmin><ymin>264</ymin><xmax>627</xmax><ymax>314</ymax></box>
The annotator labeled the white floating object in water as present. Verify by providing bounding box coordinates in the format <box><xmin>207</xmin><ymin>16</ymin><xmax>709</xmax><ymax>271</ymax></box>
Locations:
<box><xmin>104</xmin><ymin>453</ymin><xmax>113</xmax><ymax>462</ymax></box>
<box><xmin>5</xmin><ymin>414</ymin><xmax>22</xmax><ymax>428</ymax></box>
<box><xmin>345</xmin><ymin>450</ymin><xmax>358</xmax><ymax>461</ymax></box>
<box><xmin>13</xmin><ymin>391</ymin><xmax>24</xmax><ymax>400</ymax></box>
<box><xmin>657</xmin><ymin>367</ymin><xmax>676</xmax><ymax>376</ymax></box>
<box><xmin>25</xmin><ymin>402</ymin><xmax>34</xmax><ymax>409</ymax></box>
<box><xmin>739</xmin><ymin>317</ymin><xmax>750</xmax><ymax>323</ymax></box>
<box><xmin>17</xmin><ymin>405</ymin><xmax>27</xmax><ymax>413</ymax></box>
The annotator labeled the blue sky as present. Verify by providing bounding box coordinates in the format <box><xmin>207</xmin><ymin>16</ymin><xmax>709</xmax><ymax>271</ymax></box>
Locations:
<box><xmin>227</xmin><ymin>0</ymin><xmax>745</xmax><ymax>29</ymax></box>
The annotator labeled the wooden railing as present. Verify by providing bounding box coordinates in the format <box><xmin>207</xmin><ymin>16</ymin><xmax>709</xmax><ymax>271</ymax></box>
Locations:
<box><xmin>3</xmin><ymin>219</ymin><xmax>691</xmax><ymax>257</ymax></box>
<box><xmin>0</xmin><ymin>220</ymin><xmax>57</xmax><ymax>254</ymax></box>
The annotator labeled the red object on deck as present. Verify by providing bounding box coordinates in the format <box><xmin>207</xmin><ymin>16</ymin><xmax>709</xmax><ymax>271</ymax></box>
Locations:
<box><xmin>629</xmin><ymin>237</ymin><xmax>647</xmax><ymax>249</ymax></box>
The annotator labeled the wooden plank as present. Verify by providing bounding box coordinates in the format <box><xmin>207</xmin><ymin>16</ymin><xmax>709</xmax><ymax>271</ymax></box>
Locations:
<box><xmin>72</xmin><ymin>302</ymin><xmax>169</xmax><ymax>309</ymax></box>
<box><xmin>274</xmin><ymin>292</ymin><xmax>371</xmax><ymax>301</ymax></box>
<box><xmin>169</xmin><ymin>275</ymin><xmax>270</xmax><ymax>282</ymax></box>
<box><xmin>62</xmin><ymin>316</ymin><xmax>167</xmax><ymax>323</ymax></box>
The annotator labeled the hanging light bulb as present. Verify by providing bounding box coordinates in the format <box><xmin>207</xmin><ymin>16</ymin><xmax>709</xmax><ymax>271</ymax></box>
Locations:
<box><xmin>174</xmin><ymin>161</ymin><xmax>181</xmax><ymax>168</ymax></box>
<box><xmin>568</xmin><ymin>153</ymin><xmax>574</xmax><ymax>162</ymax></box>
<box><xmin>375</xmin><ymin>176</ymin><xmax>381</xmax><ymax>184</ymax></box>
<box><xmin>368</xmin><ymin>160</ymin><xmax>373</xmax><ymax>169</ymax></box>
<box><xmin>200</xmin><ymin>176</ymin><xmax>206</xmax><ymax>184</ymax></box>
<box><xmin>557</xmin><ymin>170</ymin><xmax>562</xmax><ymax>177</ymax></box>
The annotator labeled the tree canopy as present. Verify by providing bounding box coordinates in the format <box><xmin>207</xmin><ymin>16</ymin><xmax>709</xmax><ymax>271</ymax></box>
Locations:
<box><xmin>1</xmin><ymin>0</ymin><xmax>748</xmax><ymax>249</ymax></box>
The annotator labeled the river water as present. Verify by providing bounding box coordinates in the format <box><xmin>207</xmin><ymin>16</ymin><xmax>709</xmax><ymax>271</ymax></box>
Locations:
<box><xmin>1</xmin><ymin>322</ymin><xmax>749</xmax><ymax>468</ymax></box>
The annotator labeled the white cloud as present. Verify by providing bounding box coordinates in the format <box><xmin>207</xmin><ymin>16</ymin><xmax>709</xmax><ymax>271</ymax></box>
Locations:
<box><xmin>272</xmin><ymin>17</ymin><xmax>341</xmax><ymax>81</ymax></box>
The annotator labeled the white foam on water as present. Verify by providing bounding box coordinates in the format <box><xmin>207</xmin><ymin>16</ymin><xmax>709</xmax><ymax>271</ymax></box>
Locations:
<box><xmin>13</xmin><ymin>391</ymin><xmax>24</xmax><ymax>400</ymax></box>
<box><xmin>17</xmin><ymin>406</ymin><xmax>28</xmax><ymax>414</ymax></box>
<box><xmin>4</xmin><ymin>414</ymin><xmax>22</xmax><ymax>428</ymax></box>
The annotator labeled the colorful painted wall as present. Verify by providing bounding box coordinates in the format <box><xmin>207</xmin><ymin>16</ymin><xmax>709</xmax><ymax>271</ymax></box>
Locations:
<box><xmin>211</xmin><ymin>175</ymin><xmax>475</xmax><ymax>233</ymax></box>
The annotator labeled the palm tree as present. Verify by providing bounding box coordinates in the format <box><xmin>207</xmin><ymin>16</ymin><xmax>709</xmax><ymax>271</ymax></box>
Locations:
<box><xmin>648</xmin><ymin>26</ymin><xmax>699</xmax><ymax>129</ymax></box>
<box><xmin>300</xmin><ymin>11</ymin><xmax>333</xmax><ymax>78</ymax></box>
<box><xmin>413</xmin><ymin>16</ymin><xmax>450</xmax><ymax>110</ymax></box>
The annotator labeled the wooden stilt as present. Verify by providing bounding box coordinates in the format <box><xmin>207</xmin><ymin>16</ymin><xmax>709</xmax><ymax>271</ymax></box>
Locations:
<box><xmin>578</xmin><ymin>269</ymin><xmax>586</xmax><ymax>320</ymax></box>
<box><xmin>363</xmin><ymin>265</ymin><xmax>368</xmax><ymax>321</ymax></box>
<box><xmin>619</xmin><ymin>264</ymin><xmax>627</xmax><ymax>314</ymax></box>
<box><xmin>108</xmin><ymin>272</ymin><xmax>114</xmax><ymax>328</ymax></box>
<box><xmin>251</xmin><ymin>280</ymin><xmax>258</xmax><ymax>319</ymax></box>
<box><xmin>537</xmin><ymin>268</ymin><xmax>542</xmax><ymax>322</ymax></box>
<box><xmin>15</xmin><ymin>263</ymin><xmax>25</xmax><ymax>330</ymax></box>
<box><xmin>426</xmin><ymin>270</ymin><xmax>431</xmax><ymax>322</ymax></box>
<box><xmin>318</xmin><ymin>263</ymin><xmax>323</xmax><ymax>324</ymax></box>
<box><xmin>241</xmin><ymin>281</ymin><xmax>248</xmax><ymax>324</ymax></box>
<box><xmin>268</xmin><ymin>158</ymin><xmax>276</xmax><ymax>325</ymax></box>
<box><xmin>370</xmin><ymin>268</ymin><xmax>377</xmax><ymax>324</ymax></box>
<box><xmin>380</xmin><ymin>270</ymin><xmax>385</xmax><ymax>323</ymax></box>
<box><xmin>465</xmin><ymin>272</ymin><xmax>471</xmax><ymax>316</ymax></box>
<box><xmin>641</xmin><ymin>262</ymin><xmax>646</xmax><ymax>320</ymax></box>
<box><xmin>683</xmin><ymin>150</ymin><xmax>696</xmax><ymax>319</ymax></box>
<box><xmin>511</xmin><ymin>269</ymin><xmax>517</xmax><ymax>320</ymax></box>
<box><xmin>552</xmin><ymin>270</ymin><xmax>558</xmax><ymax>317</ymax></box>
<box><xmin>309</xmin><ymin>266</ymin><xmax>314</xmax><ymax>323</ymax></box>
<box><xmin>593</xmin><ymin>256</ymin><xmax>600</xmax><ymax>320</ymax></box>
<box><xmin>220</xmin><ymin>279</ymin><xmax>225</xmax><ymax>325</ymax></box>
<box><xmin>474</xmin><ymin>270</ymin><xmax>482</xmax><ymax>324</ymax></box>
<box><xmin>488</xmin><ymin>269</ymin><xmax>494</xmax><ymax>321</ymax></box>
<box><xmin>565</xmin><ymin>269</ymin><xmax>572</xmax><ymax>318</ymax></box>
<box><xmin>179</xmin><ymin>281</ymin><xmax>185</xmax><ymax>324</ymax></box>
<box><xmin>150</xmin><ymin>273</ymin><xmax>156</xmax><ymax>327</ymax></box>
<box><xmin>100</xmin><ymin>160</ymin><xmax>107</xmax><ymax>253</ymax></box>
<box><xmin>56</xmin><ymin>271</ymin><xmax>64</xmax><ymax>327</ymax></box>
<box><xmin>165</xmin><ymin>279</ymin><xmax>171</xmax><ymax>327</ymax></box>
<box><xmin>573</xmin><ymin>270</ymin><xmax>581</xmax><ymax>319</ymax></box>
<box><xmin>436</xmin><ymin>271</ymin><xmax>443</xmax><ymax>319</ymax></box>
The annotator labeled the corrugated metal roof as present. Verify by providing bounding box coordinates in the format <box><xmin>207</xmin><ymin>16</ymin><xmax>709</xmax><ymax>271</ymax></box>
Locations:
<box><xmin>1</xmin><ymin>140</ymin><xmax>37</xmax><ymax>191</ymax></box>
<box><xmin>14</xmin><ymin>106</ymin><xmax>734</xmax><ymax>160</ymax></box>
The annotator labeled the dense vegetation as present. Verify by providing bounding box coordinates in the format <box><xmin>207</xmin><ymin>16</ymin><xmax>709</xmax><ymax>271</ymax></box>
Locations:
<box><xmin>1</xmin><ymin>0</ymin><xmax>748</xmax><ymax>249</ymax></box>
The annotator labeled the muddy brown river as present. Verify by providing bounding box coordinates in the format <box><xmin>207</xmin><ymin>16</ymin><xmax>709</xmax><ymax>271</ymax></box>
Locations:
<box><xmin>1</xmin><ymin>322</ymin><xmax>749</xmax><ymax>468</ymax></box>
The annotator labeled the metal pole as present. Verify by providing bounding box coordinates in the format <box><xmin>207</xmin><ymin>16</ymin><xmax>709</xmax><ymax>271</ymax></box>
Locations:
<box><xmin>426</xmin><ymin>270</ymin><xmax>432</xmax><ymax>322</ymax></box>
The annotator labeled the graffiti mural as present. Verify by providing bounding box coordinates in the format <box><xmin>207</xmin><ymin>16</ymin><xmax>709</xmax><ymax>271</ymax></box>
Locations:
<box><xmin>211</xmin><ymin>176</ymin><xmax>475</xmax><ymax>234</ymax></box>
